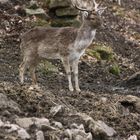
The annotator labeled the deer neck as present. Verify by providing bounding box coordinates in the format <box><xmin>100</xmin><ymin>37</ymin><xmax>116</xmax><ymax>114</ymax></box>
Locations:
<box><xmin>75</xmin><ymin>20</ymin><xmax>96</xmax><ymax>51</ymax></box>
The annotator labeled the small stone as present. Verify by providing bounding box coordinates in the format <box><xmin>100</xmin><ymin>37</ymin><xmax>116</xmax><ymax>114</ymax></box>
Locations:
<box><xmin>41</xmin><ymin>124</ymin><xmax>57</xmax><ymax>131</ymax></box>
<box><xmin>128</xmin><ymin>135</ymin><xmax>137</xmax><ymax>140</ymax></box>
<box><xmin>52</xmin><ymin>121</ymin><xmax>63</xmax><ymax>129</ymax></box>
<box><xmin>18</xmin><ymin>128</ymin><xmax>30</xmax><ymax>140</ymax></box>
<box><xmin>0</xmin><ymin>119</ymin><xmax>4</xmax><ymax>127</ymax></box>
<box><xmin>36</xmin><ymin>130</ymin><xmax>45</xmax><ymax>140</ymax></box>
<box><xmin>50</xmin><ymin>105</ymin><xmax>63</xmax><ymax>116</ymax></box>
<box><xmin>70</xmin><ymin>123</ymin><xmax>85</xmax><ymax>132</ymax></box>
<box><xmin>34</xmin><ymin>118</ymin><xmax>50</xmax><ymax>128</ymax></box>
<box><xmin>101</xmin><ymin>97</ymin><xmax>107</xmax><ymax>103</ymax></box>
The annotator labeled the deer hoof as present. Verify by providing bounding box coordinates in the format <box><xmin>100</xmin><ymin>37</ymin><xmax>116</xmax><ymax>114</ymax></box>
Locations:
<box><xmin>76</xmin><ymin>88</ymin><xmax>81</xmax><ymax>92</ymax></box>
<box><xmin>69</xmin><ymin>87</ymin><xmax>74</xmax><ymax>92</ymax></box>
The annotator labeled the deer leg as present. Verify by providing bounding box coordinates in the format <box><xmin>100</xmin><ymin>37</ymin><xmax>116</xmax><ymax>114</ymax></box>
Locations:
<box><xmin>19</xmin><ymin>58</ymin><xmax>28</xmax><ymax>84</ymax></box>
<box><xmin>29</xmin><ymin>65</ymin><xmax>37</xmax><ymax>86</ymax></box>
<box><xmin>62</xmin><ymin>58</ymin><xmax>74</xmax><ymax>91</ymax></box>
<box><xmin>29</xmin><ymin>65</ymin><xmax>40</xmax><ymax>90</ymax></box>
<box><xmin>72</xmin><ymin>60</ymin><xmax>81</xmax><ymax>92</ymax></box>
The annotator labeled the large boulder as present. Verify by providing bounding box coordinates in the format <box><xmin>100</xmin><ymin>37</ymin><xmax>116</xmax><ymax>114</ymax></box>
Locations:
<box><xmin>49</xmin><ymin>0</ymin><xmax>70</xmax><ymax>9</ymax></box>
<box><xmin>56</xmin><ymin>7</ymin><xmax>78</xmax><ymax>17</ymax></box>
<box><xmin>51</xmin><ymin>18</ymin><xmax>81</xmax><ymax>27</ymax></box>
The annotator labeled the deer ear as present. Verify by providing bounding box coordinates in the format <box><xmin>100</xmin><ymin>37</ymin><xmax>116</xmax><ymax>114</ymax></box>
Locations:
<box><xmin>97</xmin><ymin>7</ymin><xmax>106</xmax><ymax>16</ymax></box>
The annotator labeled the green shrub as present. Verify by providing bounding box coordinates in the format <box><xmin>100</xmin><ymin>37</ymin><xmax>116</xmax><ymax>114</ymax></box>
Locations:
<box><xmin>109</xmin><ymin>64</ymin><xmax>120</xmax><ymax>76</ymax></box>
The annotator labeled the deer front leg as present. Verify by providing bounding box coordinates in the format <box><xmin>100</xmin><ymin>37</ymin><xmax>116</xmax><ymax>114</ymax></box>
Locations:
<box><xmin>19</xmin><ymin>59</ymin><xmax>28</xmax><ymax>84</ymax></box>
<box><xmin>72</xmin><ymin>60</ymin><xmax>81</xmax><ymax>92</ymax></box>
<box><xmin>29</xmin><ymin>66</ymin><xmax>37</xmax><ymax>86</ymax></box>
<box><xmin>62</xmin><ymin>58</ymin><xmax>74</xmax><ymax>91</ymax></box>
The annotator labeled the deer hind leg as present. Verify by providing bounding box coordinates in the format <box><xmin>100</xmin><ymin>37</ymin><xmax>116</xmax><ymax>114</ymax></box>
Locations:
<box><xmin>28</xmin><ymin>64</ymin><xmax>40</xmax><ymax>90</ymax></box>
<box><xmin>29</xmin><ymin>65</ymin><xmax>37</xmax><ymax>86</ymax></box>
<box><xmin>72</xmin><ymin>60</ymin><xmax>81</xmax><ymax>92</ymax></box>
<box><xmin>62</xmin><ymin>58</ymin><xmax>74</xmax><ymax>91</ymax></box>
<box><xmin>19</xmin><ymin>57</ymin><xmax>28</xmax><ymax>84</ymax></box>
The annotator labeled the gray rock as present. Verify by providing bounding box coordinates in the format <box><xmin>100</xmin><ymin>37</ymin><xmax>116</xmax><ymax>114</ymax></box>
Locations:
<box><xmin>33</xmin><ymin>117</ymin><xmax>50</xmax><ymax>128</ymax></box>
<box><xmin>25</xmin><ymin>8</ymin><xmax>49</xmax><ymax>20</ymax></box>
<box><xmin>36</xmin><ymin>131</ymin><xmax>45</xmax><ymax>140</ymax></box>
<box><xmin>15</xmin><ymin>117</ymin><xmax>52</xmax><ymax>130</ymax></box>
<box><xmin>50</xmin><ymin>105</ymin><xmax>63</xmax><ymax>116</ymax></box>
<box><xmin>64</xmin><ymin>127</ymin><xmax>92</xmax><ymax>140</ymax></box>
<box><xmin>0</xmin><ymin>119</ymin><xmax>4</xmax><ymax>127</ymax></box>
<box><xmin>52</xmin><ymin>121</ymin><xmax>63</xmax><ymax>129</ymax></box>
<box><xmin>56</xmin><ymin>7</ymin><xmax>78</xmax><ymax>17</ymax></box>
<box><xmin>18</xmin><ymin>128</ymin><xmax>30</xmax><ymax>140</ymax></box>
<box><xmin>91</xmin><ymin>120</ymin><xmax>117</xmax><ymax>137</ymax></box>
<box><xmin>76</xmin><ymin>113</ymin><xmax>116</xmax><ymax>138</ymax></box>
<box><xmin>0</xmin><ymin>93</ymin><xmax>20</xmax><ymax>112</ymax></box>
<box><xmin>15</xmin><ymin>118</ymin><xmax>33</xmax><ymax>129</ymax></box>
<box><xmin>51</xmin><ymin>18</ymin><xmax>80</xmax><ymax>27</ymax></box>
<box><xmin>4</xmin><ymin>123</ymin><xmax>20</xmax><ymax>133</ymax></box>
<box><xmin>128</xmin><ymin>135</ymin><xmax>137</xmax><ymax>140</ymax></box>
<box><xmin>49</xmin><ymin>0</ymin><xmax>70</xmax><ymax>9</ymax></box>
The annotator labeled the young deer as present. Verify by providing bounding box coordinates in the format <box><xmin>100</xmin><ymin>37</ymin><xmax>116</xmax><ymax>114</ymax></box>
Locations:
<box><xmin>19</xmin><ymin>0</ymin><xmax>106</xmax><ymax>92</ymax></box>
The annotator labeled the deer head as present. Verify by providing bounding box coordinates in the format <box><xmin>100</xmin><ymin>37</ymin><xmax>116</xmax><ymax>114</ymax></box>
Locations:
<box><xmin>71</xmin><ymin>0</ymin><xmax>106</xmax><ymax>27</ymax></box>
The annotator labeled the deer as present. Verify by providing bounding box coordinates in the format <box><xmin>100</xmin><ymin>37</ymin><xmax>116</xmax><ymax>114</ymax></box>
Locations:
<box><xmin>19</xmin><ymin>0</ymin><xmax>106</xmax><ymax>92</ymax></box>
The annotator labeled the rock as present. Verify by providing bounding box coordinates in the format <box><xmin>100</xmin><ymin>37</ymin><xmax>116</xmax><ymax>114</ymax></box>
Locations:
<box><xmin>16</xmin><ymin>117</ymin><xmax>51</xmax><ymax>129</ymax></box>
<box><xmin>91</xmin><ymin>120</ymin><xmax>117</xmax><ymax>137</ymax></box>
<box><xmin>64</xmin><ymin>126</ymin><xmax>92</xmax><ymax>140</ymax></box>
<box><xmin>100</xmin><ymin>97</ymin><xmax>108</xmax><ymax>103</ymax></box>
<box><xmin>0</xmin><ymin>93</ymin><xmax>20</xmax><ymax>112</ymax></box>
<box><xmin>25</xmin><ymin>8</ymin><xmax>49</xmax><ymax>20</ymax></box>
<box><xmin>33</xmin><ymin>117</ymin><xmax>50</xmax><ymax>128</ymax></box>
<box><xmin>0</xmin><ymin>119</ymin><xmax>4</xmax><ymax>127</ymax></box>
<box><xmin>51</xmin><ymin>18</ymin><xmax>80</xmax><ymax>27</ymax></box>
<box><xmin>36</xmin><ymin>131</ymin><xmax>45</xmax><ymax>140</ymax></box>
<box><xmin>41</xmin><ymin>124</ymin><xmax>57</xmax><ymax>131</ymax></box>
<box><xmin>15</xmin><ymin>118</ymin><xmax>33</xmax><ymax>129</ymax></box>
<box><xmin>4</xmin><ymin>123</ymin><xmax>20</xmax><ymax>133</ymax></box>
<box><xmin>18</xmin><ymin>128</ymin><xmax>30</xmax><ymax>140</ymax></box>
<box><xmin>128</xmin><ymin>135</ymin><xmax>137</xmax><ymax>140</ymax></box>
<box><xmin>55</xmin><ymin>7</ymin><xmax>78</xmax><ymax>17</ymax></box>
<box><xmin>70</xmin><ymin>123</ymin><xmax>85</xmax><ymax>132</ymax></box>
<box><xmin>76</xmin><ymin>113</ymin><xmax>116</xmax><ymax>138</ymax></box>
<box><xmin>50</xmin><ymin>105</ymin><xmax>63</xmax><ymax>116</ymax></box>
<box><xmin>52</xmin><ymin>121</ymin><xmax>63</xmax><ymax>129</ymax></box>
<box><xmin>49</xmin><ymin>0</ymin><xmax>70</xmax><ymax>9</ymax></box>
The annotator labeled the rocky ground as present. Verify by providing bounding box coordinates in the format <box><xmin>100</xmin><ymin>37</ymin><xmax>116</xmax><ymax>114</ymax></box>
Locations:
<box><xmin>0</xmin><ymin>0</ymin><xmax>140</xmax><ymax>139</ymax></box>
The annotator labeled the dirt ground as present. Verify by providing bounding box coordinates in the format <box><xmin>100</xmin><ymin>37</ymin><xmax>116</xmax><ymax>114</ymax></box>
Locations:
<box><xmin>0</xmin><ymin>0</ymin><xmax>140</xmax><ymax>139</ymax></box>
